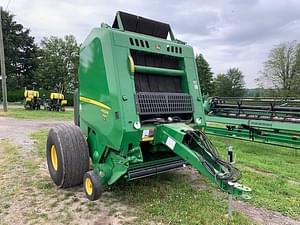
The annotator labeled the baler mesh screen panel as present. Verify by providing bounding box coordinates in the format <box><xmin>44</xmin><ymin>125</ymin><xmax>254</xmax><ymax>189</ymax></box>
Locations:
<box><xmin>131</xmin><ymin>50</ymin><xmax>179</xmax><ymax>69</ymax></box>
<box><xmin>113</xmin><ymin>11</ymin><xmax>170</xmax><ymax>39</ymax></box>
<box><xmin>135</xmin><ymin>73</ymin><xmax>182</xmax><ymax>93</ymax></box>
<box><xmin>136</xmin><ymin>92</ymin><xmax>193</xmax><ymax>115</ymax></box>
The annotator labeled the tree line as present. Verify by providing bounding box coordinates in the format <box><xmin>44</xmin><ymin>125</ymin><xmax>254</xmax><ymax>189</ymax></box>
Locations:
<box><xmin>0</xmin><ymin>10</ymin><xmax>79</xmax><ymax>102</ymax></box>
<box><xmin>1</xmin><ymin>9</ymin><xmax>299</xmax><ymax>102</ymax></box>
<box><xmin>195</xmin><ymin>54</ymin><xmax>245</xmax><ymax>97</ymax></box>
<box><xmin>256</xmin><ymin>41</ymin><xmax>300</xmax><ymax>97</ymax></box>
<box><xmin>196</xmin><ymin>41</ymin><xmax>300</xmax><ymax>98</ymax></box>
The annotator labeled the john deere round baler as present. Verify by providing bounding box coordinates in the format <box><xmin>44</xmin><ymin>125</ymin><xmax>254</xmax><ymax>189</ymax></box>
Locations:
<box><xmin>46</xmin><ymin>11</ymin><xmax>250</xmax><ymax>201</ymax></box>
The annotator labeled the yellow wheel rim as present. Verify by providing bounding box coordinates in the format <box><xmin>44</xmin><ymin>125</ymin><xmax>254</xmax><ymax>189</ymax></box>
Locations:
<box><xmin>50</xmin><ymin>145</ymin><xmax>58</xmax><ymax>171</ymax></box>
<box><xmin>85</xmin><ymin>177</ymin><xmax>93</xmax><ymax>196</ymax></box>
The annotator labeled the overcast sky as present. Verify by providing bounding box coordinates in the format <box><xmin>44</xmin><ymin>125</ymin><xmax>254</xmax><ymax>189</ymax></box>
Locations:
<box><xmin>2</xmin><ymin>0</ymin><xmax>300</xmax><ymax>87</ymax></box>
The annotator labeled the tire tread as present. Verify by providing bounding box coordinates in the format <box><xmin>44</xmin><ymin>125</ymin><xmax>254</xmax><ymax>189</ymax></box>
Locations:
<box><xmin>47</xmin><ymin>124</ymin><xmax>89</xmax><ymax>188</ymax></box>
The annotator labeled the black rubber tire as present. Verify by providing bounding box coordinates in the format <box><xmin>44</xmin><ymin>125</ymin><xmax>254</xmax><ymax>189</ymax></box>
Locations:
<box><xmin>24</xmin><ymin>103</ymin><xmax>29</xmax><ymax>110</ymax></box>
<box><xmin>46</xmin><ymin>124</ymin><xmax>90</xmax><ymax>188</ymax></box>
<box><xmin>83</xmin><ymin>171</ymin><xmax>103</xmax><ymax>201</ymax></box>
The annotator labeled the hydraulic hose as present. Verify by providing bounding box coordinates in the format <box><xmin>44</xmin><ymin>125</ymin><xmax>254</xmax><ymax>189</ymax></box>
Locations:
<box><xmin>184</xmin><ymin>130</ymin><xmax>241</xmax><ymax>182</ymax></box>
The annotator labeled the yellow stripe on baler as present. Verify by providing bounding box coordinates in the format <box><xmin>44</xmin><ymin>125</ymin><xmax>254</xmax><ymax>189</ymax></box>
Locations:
<box><xmin>80</xmin><ymin>96</ymin><xmax>111</xmax><ymax>111</ymax></box>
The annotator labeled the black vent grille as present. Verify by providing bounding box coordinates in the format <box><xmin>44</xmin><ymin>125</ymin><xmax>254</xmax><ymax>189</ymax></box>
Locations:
<box><xmin>136</xmin><ymin>92</ymin><xmax>193</xmax><ymax>115</ymax></box>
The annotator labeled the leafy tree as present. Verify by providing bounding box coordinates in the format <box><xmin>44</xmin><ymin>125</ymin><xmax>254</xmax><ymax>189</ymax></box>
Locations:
<box><xmin>294</xmin><ymin>44</ymin><xmax>300</xmax><ymax>73</ymax></box>
<box><xmin>213</xmin><ymin>74</ymin><xmax>232</xmax><ymax>96</ymax></box>
<box><xmin>257</xmin><ymin>41</ymin><xmax>299</xmax><ymax>96</ymax></box>
<box><xmin>195</xmin><ymin>54</ymin><xmax>214</xmax><ymax>95</ymax></box>
<box><xmin>226</xmin><ymin>68</ymin><xmax>245</xmax><ymax>96</ymax></box>
<box><xmin>36</xmin><ymin>35</ymin><xmax>79</xmax><ymax>93</ymax></box>
<box><xmin>292</xmin><ymin>44</ymin><xmax>300</xmax><ymax>96</ymax></box>
<box><xmin>213</xmin><ymin>68</ymin><xmax>245</xmax><ymax>97</ymax></box>
<box><xmin>0</xmin><ymin>9</ymin><xmax>38</xmax><ymax>89</ymax></box>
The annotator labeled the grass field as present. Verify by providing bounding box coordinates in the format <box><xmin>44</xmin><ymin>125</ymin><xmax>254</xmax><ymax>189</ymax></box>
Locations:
<box><xmin>0</xmin><ymin>108</ymin><xmax>73</xmax><ymax>120</ymax></box>
<box><xmin>210</xmin><ymin>136</ymin><xmax>300</xmax><ymax>218</ymax></box>
<box><xmin>0</xmin><ymin>112</ymin><xmax>299</xmax><ymax>224</ymax></box>
<box><xmin>110</xmin><ymin>136</ymin><xmax>300</xmax><ymax>224</ymax></box>
<box><xmin>1</xmin><ymin>128</ymin><xmax>299</xmax><ymax>224</ymax></box>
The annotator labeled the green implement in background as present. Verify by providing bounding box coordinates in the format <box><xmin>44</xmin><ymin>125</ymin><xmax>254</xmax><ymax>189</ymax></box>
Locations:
<box><xmin>204</xmin><ymin>97</ymin><xmax>300</xmax><ymax>149</ymax></box>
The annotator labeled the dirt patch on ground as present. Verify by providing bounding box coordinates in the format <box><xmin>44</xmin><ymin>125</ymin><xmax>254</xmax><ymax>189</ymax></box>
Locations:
<box><xmin>243</xmin><ymin>166</ymin><xmax>274</xmax><ymax>177</ymax></box>
<box><xmin>233</xmin><ymin>200</ymin><xmax>300</xmax><ymax>225</ymax></box>
<box><xmin>244</xmin><ymin>166</ymin><xmax>300</xmax><ymax>186</ymax></box>
<box><xmin>0</xmin><ymin>117</ymin><xmax>70</xmax><ymax>147</ymax></box>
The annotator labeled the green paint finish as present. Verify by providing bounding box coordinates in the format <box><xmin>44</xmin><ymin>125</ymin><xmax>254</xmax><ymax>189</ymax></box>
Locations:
<box><xmin>77</xmin><ymin>12</ymin><xmax>249</xmax><ymax>197</ymax></box>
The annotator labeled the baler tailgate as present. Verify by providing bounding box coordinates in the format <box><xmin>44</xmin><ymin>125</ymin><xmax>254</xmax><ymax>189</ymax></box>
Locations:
<box><xmin>155</xmin><ymin>123</ymin><xmax>251</xmax><ymax>197</ymax></box>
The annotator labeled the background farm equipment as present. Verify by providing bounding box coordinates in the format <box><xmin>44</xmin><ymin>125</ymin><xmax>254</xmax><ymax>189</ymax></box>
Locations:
<box><xmin>46</xmin><ymin>11</ymin><xmax>250</xmax><ymax>201</ymax></box>
<box><xmin>204</xmin><ymin>96</ymin><xmax>300</xmax><ymax>149</ymax></box>
<box><xmin>24</xmin><ymin>87</ymin><xmax>41</xmax><ymax>110</ymax></box>
<box><xmin>43</xmin><ymin>92</ymin><xmax>67</xmax><ymax>111</ymax></box>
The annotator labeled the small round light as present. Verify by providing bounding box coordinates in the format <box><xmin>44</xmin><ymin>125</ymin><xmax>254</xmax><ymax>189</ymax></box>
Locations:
<box><xmin>133</xmin><ymin>121</ymin><xmax>141</xmax><ymax>129</ymax></box>
<box><xmin>195</xmin><ymin>118</ymin><xmax>202</xmax><ymax>124</ymax></box>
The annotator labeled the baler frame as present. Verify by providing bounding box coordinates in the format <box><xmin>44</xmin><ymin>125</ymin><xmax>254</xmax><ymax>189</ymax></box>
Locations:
<box><xmin>46</xmin><ymin>11</ymin><xmax>250</xmax><ymax>202</ymax></box>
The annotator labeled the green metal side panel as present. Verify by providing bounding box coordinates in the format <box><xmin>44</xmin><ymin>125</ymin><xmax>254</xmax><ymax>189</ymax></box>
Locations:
<box><xmin>183</xmin><ymin>56</ymin><xmax>206</xmax><ymax>125</ymax></box>
<box><xmin>79</xmin><ymin>28</ymin><xmax>124</xmax><ymax>150</ymax></box>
